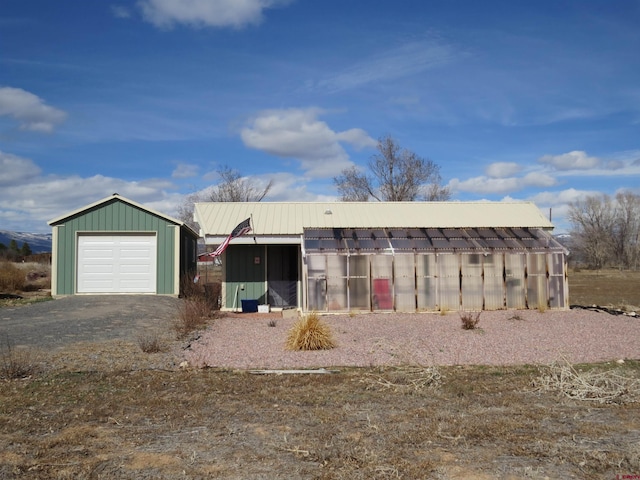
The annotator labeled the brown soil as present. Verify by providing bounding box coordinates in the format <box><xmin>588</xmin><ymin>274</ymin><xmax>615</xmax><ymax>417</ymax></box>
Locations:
<box><xmin>0</xmin><ymin>269</ymin><xmax>639</xmax><ymax>479</ymax></box>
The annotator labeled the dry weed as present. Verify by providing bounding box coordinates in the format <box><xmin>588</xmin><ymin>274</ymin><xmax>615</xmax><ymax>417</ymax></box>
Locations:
<box><xmin>0</xmin><ymin>334</ymin><xmax>40</xmax><ymax>379</ymax></box>
<box><xmin>174</xmin><ymin>297</ymin><xmax>213</xmax><ymax>339</ymax></box>
<box><xmin>136</xmin><ymin>331</ymin><xmax>166</xmax><ymax>353</ymax></box>
<box><xmin>533</xmin><ymin>359</ymin><xmax>640</xmax><ymax>404</ymax></box>
<box><xmin>285</xmin><ymin>312</ymin><xmax>335</xmax><ymax>351</ymax></box>
<box><xmin>460</xmin><ymin>311</ymin><xmax>481</xmax><ymax>330</ymax></box>
<box><xmin>363</xmin><ymin>365</ymin><xmax>443</xmax><ymax>393</ymax></box>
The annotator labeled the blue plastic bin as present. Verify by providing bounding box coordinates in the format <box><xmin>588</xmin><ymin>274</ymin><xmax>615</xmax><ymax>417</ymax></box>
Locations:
<box><xmin>241</xmin><ymin>299</ymin><xmax>259</xmax><ymax>313</ymax></box>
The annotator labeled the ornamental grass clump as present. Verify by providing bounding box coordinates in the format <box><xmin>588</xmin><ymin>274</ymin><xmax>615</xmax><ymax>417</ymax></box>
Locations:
<box><xmin>286</xmin><ymin>312</ymin><xmax>336</xmax><ymax>351</ymax></box>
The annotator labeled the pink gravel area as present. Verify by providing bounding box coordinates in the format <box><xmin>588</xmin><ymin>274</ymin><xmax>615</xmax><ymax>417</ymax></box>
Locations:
<box><xmin>184</xmin><ymin>309</ymin><xmax>640</xmax><ymax>370</ymax></box>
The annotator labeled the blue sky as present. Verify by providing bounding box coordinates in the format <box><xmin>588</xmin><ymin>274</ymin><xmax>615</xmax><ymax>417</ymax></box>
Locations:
<box><xmin>1</xmin><ymin>0</ymin><xmax>639</xmax><ymax>234</ymax></box>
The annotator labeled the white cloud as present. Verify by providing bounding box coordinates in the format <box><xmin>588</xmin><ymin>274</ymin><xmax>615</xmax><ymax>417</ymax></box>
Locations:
<box><xmin>0</xmin><ymin>151</ymin><xmax>42</xmax><ymax>187</ymax></box>
<box><xmin>314</xmin><ymin>39</ymin><xmax>460</xmax><ymax>92</ymax></box>
<box><xmin>138</xmin><ymin>0</ymin><xmax>290</xmax><ymax>29</ymax></box>
<box><xmin>240</xmin><ymin>107</ymin><xmax>376</xmax><ymax>178</ymax></box>
<box><xmin>0</xmin><ymin>86</ymin><xmax>67</xmax><ymax>133</ymax></box>
<box><xmin>111</xmin><ymin>5</ymin><xmax>132</xmax><ymax>18</ymax></box>
<box><xmin>485</xmin><ymin>162</ymin><xmax>522</xmax><ymax>178</ymax></box>
<box><xmin>172</xmin><ymin>162</ymin><xmax>199</xmax><ymax>179</ymax></box>
<box><xmin>0</xmin><ymin>165</ymin><xmax>182</xmax><ymax>232</ymax></box>
<box><xmin>449</xmin><ymin>171</ymin><xmax>556</xmax><ymax>195</ymax></box>
<box><xmin>538</xmin><ymin>150</ymin><xmax>600</xmax><ymax>170</ymax></box>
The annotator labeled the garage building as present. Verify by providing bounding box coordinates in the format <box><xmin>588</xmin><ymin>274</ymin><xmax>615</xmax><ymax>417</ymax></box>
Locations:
<box><xmin>49</xmin><ymin>194</ymin><xmax>198</xmax><ymax>296</ymax></box>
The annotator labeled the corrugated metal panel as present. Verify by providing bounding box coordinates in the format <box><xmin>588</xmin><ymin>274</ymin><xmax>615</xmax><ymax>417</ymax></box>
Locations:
<box><xmin>194</xmin><ymin>201</ymin><xmax>554</xmax><ymax>236</ymax></box>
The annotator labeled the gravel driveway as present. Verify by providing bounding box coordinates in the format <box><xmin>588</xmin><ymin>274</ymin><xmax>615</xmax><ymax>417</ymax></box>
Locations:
<box><xmin>0</xmin><ymin>295</ymin><xmax>180</xmax><ymax>349</ymax></box>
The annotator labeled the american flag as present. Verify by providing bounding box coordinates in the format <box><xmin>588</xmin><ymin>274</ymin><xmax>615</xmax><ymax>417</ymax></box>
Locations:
<box><xmin>207</xmin><ymin>217</ymin><xmax>252</xmax><ymax>258</ymax></box>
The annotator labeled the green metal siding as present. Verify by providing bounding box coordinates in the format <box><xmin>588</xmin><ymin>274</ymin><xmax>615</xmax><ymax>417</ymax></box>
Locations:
<box><xmin>51</xmin><ymin>198</ymin><xmax>188</xmax><ymax>295</ymax></box>
<box><xmin>225</xmin><ymin>244</ymin><xmax>266</xmax><ymax>307</ymax></box>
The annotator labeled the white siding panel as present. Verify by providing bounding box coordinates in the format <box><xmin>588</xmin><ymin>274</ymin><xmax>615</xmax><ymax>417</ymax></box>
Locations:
<box><xmin>77</xmin><ymin>235</ymin><xmax>157</xmax><ymax>293</ymax></box>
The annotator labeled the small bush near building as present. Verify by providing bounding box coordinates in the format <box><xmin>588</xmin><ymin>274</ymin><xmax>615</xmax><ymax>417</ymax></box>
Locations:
<box><xmin>286</xmin><ymin>312</ymin><xmax>336</xmax><ymax>351</ymax></box>
<box><xmin>174</xmin><ymin>297</ymin><xmax>215</xmax><ymax>340</ymax></box>
<box><xmin>460</xmin><ymin>311</ymin><xmax>481</xmax><ymax>330</ymax></box>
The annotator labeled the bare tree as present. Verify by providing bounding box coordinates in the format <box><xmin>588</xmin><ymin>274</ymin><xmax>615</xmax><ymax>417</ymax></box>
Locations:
<box><xmin>176</xmin><ymin>165</ymin><xmax>273</xmax><ymax>231</ymax></box>
<box><xmin>613</xmin><ymin>191</ymin><xmax>640</xmax><ymax>269</ymax></box>
<box><xmin>333</xmin><ymin>135</ymin><xmax>450</xmax><ymax>202</ymax></box>
<box><xmin>208</xmin><ymin>166</ymin><xmax>273</xmax><ymax>202</ymax></box>
<box><xmin>568</xmin><ymin>192</ymin><xmax>640</xmax><ymax>269</ymax></box>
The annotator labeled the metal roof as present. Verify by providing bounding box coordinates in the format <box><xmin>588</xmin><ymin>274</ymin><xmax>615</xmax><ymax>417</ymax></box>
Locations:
<box><xmin>194</xmin><ymin>201</ymin><xmax>554</xmax><ymax>237</ymax></box>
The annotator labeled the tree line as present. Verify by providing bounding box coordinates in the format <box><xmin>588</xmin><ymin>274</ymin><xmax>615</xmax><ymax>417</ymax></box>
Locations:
<box><xmin>568</xmin><ymin>191</ymin><xmax>640</xmax><ymax>269</ymax></box>
<box><xmin>0</xmin><ymin>240</ymin><xmax>32</xmax><ymax>261</ymax></box>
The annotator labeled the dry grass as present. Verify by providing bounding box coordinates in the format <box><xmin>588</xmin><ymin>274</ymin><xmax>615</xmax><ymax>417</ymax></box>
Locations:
<box><xmin>285</xmin><ymin>311</ymin><xmax>336</xmax><ymax>351</ymax></box>
<box><xmin>569</xmin><ymin>268</ymin><xmax>640</xmax><ymax>311</ymax></box>
<box><xmin>0</xmin><ymin>261</ymin><xmax>26</xmax><ymax>291</ymax></box>
<box><xmin>1</xmin><ymin>363</ymin><xmax>639</xmax><ymax>479</ymax></box>
<box><xmin>533</xmin><ymin>359</ymin><xmax>640</xmax><ymax>404</ymax></box>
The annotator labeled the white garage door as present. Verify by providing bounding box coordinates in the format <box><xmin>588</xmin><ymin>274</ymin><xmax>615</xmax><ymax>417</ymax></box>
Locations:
<box><xmin>77</xmin><ymin>234</ymin><xmax>157</xmax><ymax>293</ymax></box>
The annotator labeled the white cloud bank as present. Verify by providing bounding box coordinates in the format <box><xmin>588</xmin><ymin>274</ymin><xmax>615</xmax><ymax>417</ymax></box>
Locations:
<box><xmin>138</xmin><ymin>0</ymin><xmax>291</xmax><ymax>29</ymax></box>
<box><xmin>241</xmin><ymin>107</ymin><xmax>376</xmax><ymax>178</ymax></box>
<box><xmin>538</xmin><ymin>150</ymin><xmax>601</xmax><ymax>170</ymax></box>
<box><xmin>0</xmin><ymin>87</ymin><xmax>67</xmax><ymax>133</ymax></box>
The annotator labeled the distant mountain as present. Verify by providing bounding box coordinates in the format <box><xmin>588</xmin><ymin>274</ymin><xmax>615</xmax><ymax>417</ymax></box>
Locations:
<box><xmin>0</xmin><ymin>230</ymin><xmax>52</xmax><ymax>253</ymax></box>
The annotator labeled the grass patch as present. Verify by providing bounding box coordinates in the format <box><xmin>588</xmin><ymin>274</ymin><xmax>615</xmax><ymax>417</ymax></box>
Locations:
<box><xmin>285</xmin><ymin>312</ymin><xmax>336</xmax><ymax>351</ymax></box>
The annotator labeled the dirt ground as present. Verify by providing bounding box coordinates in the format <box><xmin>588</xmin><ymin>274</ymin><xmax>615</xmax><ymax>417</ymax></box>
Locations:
<box><xmin>1</xmin><ymin>269</ymin><xmax>639</xmax><ymax>479</ymax></box>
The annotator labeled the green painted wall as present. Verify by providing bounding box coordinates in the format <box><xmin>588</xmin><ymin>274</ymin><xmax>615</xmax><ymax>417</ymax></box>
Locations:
<box><xmin>51</xmin><ymin>198</ymin><xmax>192</xmax><ymax>295</ymax></box>
<box><xmin>225</xmin><ymin>244</ymin><xmax>266</xmax><ymax>307</ymax></box>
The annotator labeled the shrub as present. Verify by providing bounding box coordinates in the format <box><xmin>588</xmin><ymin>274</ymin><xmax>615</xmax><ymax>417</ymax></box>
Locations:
<box><xmin>137</xmin><ymin>332</ymin><xmax>165</xmax><ymax>353</ymax></box>
<box><xmin>0</xmin><ymin>261</ymin><xmax>26</xmax><ymax>292</ymax></box>
<box><xmin>460</xmin><ymin>311</ymin><xmax>481</xmax><ymax>330</ymax></box>
<box><xmin>174</xmin><ymin>296</ymin><xmax>213</xmax><ymax>340</ymax></box>
<box><xmin>0</xmin><ymin>334</ymin><xmax>39</xmax><ymax>379</ymax></box>
<box><xmin>286</xmin><ymin>312</ymin><xmax>336</xmax><ymax>351</ymax></box>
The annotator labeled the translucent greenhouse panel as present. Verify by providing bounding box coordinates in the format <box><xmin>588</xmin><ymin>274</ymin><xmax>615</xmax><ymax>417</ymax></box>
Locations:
<box><xmin>349</xmin><ymin>278</ymin><xmax>370</xmax><ymax>310</ymax></box>
<box><xmin>527</xmin><ymin>254</ymin><xmax>548</xmax><ymax>308</ymax></box>
<box><xmin>416</xmin><ymin>254</ymin><xmax>437</xmax><ymax>310</ymax></box>
<box><xmin>326</xmin><ymin>256</ymin><xmax>347</xmax><ymax>311</ymax></box>
<box><xmin>327</xmin><ymin>277</ymin><xmax>347</xmax><ymax>311</ymax></box>
<box><xmin>505</xmin><ymin>254</ymin><xmax>526</xmax><ymax>309</ymax></box>
<box><xmin>349</xmin><ymin>256</ymin><xmax>370</xmax><ymax>310</ymax></box>
<box><xmin>306</xmin><ymin>255</ymin><xmax>326</xmax><ymax>311</ymax></box>
<box><xmin>371</xmin><ymin>255</ymin><xmax>393</xmax><ymax>310</ymax></box>
<box><xmin>548</xmin><ymin>253</ymin><xmax>566</xmax><ymax>309</ymax></box>
<box><xmin>461</xmin><ymin>254</ymin><xmax>483</xmax><ymax>310</ymax></box>
<box><xmin>394</xmin><ymin>255</ymin><xmax>416</xmax><ymax>312</ymax></box>
<box><xmin>483</xmin><ymin>254</ymin><xmax>505</xmax><ymax>310</ymax></box>
<box><xmin>438</xmin><ymin>254</ymin><xmax>460</xmax><ymax>311</ymax></box>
